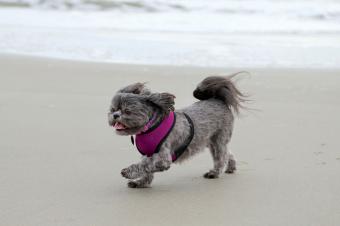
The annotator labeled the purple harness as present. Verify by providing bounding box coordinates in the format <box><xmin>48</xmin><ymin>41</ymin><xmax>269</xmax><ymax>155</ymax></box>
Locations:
<box><xmin>132</xmin><ymin>112</ymin><xmax>194</xmax><ymax>162</ymax></box>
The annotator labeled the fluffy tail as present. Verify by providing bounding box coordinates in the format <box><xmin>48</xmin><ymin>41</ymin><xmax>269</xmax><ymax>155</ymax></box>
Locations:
<box><xmin>193</xmin><ymin>73</ymin><xmax>248</xmax><ymax>114</ymax></box>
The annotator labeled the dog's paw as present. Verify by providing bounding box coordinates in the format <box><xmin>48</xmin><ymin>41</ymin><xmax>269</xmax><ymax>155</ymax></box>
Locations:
<box><xmin>225</xmin><ymin>159</ymin><xmax>236</xmax><ymax>174</ymax></box>
<box><xmin>121</xmin><ymin>168</ymin><xmax>133</xmax><ymax>179</ymax></box>
<box><xmin>121</xmin><ymin>165</ymin><xmax>143</xmax><ymax>179</ymax></box>
<box><xmin>225</xmin><ymin>168</ymin><xmax>236</xmax><ymax>174</ymax></box>
<box><xmin>127</xmin><ymin>181</ymin><xmax>138</xmax><ymax>188</ymax></box>
<box><xmin>127</xmin><ymin>181</ymin><xmax>150</xmax><ymax>188</ymax></box>
<box><xmin>203</xmin><ymin>171</ymin><xmax>219</xmax><ymax>179</ymax></box>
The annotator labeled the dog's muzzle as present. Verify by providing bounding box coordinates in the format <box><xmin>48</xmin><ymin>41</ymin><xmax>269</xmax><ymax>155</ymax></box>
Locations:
<box><xmin>108</xmin><ymin>113</ymin><xmax>115</xmax><ymax>126</ymax></box>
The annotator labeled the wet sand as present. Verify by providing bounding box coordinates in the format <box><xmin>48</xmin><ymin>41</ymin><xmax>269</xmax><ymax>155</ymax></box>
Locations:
<box><xmin>0</xmin><ymin>54</ymin><xmax>339</xmax><ymax>226</ymax></box>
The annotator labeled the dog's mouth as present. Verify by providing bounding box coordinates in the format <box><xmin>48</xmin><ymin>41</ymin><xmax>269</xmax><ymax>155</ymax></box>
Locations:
<box><xmin>112</xmin><ymin>121</ymin><xmax>145</xmax><ymax>135</ymax></box>
<box><xmin>113</xmin><ymin>122</ymin><xmax>128</xmax><ymax>131</ymax></box>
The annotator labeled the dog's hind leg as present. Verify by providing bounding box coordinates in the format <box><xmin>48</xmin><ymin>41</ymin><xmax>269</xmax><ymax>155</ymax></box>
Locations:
<box><xmin>127</xmin><ymin>173</ymin><xmax>154</xmax><ymax>188</ymax></box>
<box><xmin>204</xmin><ymin>142</ymin><xmax>227</xmax><ymax>179</ymax></box>
<box><xmin>225</xmin><ymin>151</ymin><xmax>236</xmax><ymax>174</ymax></box>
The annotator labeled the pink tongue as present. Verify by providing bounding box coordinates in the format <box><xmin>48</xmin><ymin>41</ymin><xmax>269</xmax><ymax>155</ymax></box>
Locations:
<box><xmin>114</xmin><ymin>123</ymin><xmax>126</xmax><ymax>130</ymax></box>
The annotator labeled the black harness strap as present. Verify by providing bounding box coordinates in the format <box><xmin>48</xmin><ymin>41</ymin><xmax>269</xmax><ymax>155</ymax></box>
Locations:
<box><xmin>173</xmin><ymin>113</ymin><xmax>194</xmax><ymax>162</ymax></box>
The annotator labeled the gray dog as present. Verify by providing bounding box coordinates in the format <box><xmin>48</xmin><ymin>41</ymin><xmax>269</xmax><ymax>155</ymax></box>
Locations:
<box><xmin>108</xmin><ymin>75</ymin><xmax>246</xmax><ymax>188</ymax></box>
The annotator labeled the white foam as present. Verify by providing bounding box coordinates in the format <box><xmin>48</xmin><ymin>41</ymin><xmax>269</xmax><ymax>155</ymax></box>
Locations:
<box><xmin>0</xmin><ymin>0</ymin><xmax>340</xmax><ymax>68</ymax></box>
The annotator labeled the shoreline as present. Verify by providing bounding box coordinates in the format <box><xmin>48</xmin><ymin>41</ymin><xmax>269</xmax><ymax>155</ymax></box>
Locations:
<box><xmin>2</xmin><ymin>52</ymin><xmax>340</xmax><ymax>72</ymax></box>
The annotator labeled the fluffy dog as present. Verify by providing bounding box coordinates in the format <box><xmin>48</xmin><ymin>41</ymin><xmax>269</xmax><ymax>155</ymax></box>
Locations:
<box><xmin>108</xmin><ymin>75</ymin><xmax>247</xmax><ymax>188</ymax></box>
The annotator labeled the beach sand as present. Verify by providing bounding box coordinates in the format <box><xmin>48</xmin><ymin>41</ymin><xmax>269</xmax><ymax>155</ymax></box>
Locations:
<box><xmin>0</xmin><ymin>54</ymin><xmax>339</xmax><ymax>226</ymax></box>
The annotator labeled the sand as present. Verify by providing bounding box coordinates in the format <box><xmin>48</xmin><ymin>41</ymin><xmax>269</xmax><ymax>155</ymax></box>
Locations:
<box><xmin>0</xmin><ymin>54</ymin><xmax>339</xmax><ymax>226</ymax></box>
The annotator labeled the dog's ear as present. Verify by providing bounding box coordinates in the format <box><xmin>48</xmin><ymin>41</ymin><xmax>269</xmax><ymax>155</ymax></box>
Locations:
<box><xmin>145</xmin><ymin>93</ymin><xmax>176</xmax><ymax>113</ymax></box>
<box><xmin>118</xmin><ymin>82</ymin><xmax>150</xmax><ymax>95</ymax></box>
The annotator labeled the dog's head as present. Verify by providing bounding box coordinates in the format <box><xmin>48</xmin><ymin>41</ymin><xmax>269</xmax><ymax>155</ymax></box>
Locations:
<box><xmin>108</xmin><ymin>83</ymin><xmax>175</xmax><ymax>135</ymax></box>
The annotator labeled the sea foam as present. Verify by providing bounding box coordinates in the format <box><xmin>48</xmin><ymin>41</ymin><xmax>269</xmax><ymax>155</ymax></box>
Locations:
<box><xmin>0</xmin><ymin>0</ymin><xmax>340</xmax><ymax>68</ymax></box>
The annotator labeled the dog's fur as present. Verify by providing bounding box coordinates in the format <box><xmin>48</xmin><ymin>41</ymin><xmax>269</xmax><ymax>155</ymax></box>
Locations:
<box><xmin>108</xmin><ymin>75</ymin><xmax>247</xmax><ymax>188</ymax></box>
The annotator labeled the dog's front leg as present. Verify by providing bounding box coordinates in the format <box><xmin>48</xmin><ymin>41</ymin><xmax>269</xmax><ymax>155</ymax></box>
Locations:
<box><xmin>121</xmin><ymin>148</ymin><xmax>172</xmax><ymax>179</ymax></box>
<box><xmin>151</xmin><ymin>159</ymin><xmax>171</xmax><ymax>172</ymax></box>
<box><xmin>148</xmin><ymin>148</ymin><xmax>172</xmax><ymax>173</ymax></box>
<box><xmin>121</xmin><ymin>162</ymin><xmax>147</xmax><ymax>179</ymax></box>
<box><xmin>120</xmin><ymin>157</ymin><xmax>160</xmax><ymax>179</ymax></box>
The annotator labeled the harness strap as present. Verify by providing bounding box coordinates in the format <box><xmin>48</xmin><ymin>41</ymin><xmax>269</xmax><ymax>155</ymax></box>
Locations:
<box><xmin>172</xmin><ymin>113</ymin><xmax>194</xmax><ymax>162</ymax></box>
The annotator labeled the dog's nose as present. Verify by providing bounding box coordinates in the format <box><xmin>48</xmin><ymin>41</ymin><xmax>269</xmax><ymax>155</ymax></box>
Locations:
<box><xmin>113</xmin><ymin>112</ymin><xmax>120</xmax><ymax>119</ymax></box>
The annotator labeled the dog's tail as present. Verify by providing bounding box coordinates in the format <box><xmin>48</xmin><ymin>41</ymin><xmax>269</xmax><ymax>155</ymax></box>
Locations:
<box><xmin>193</xmin><ymin>72</ymin><xmax>248</xmax><ymax>114</ymax></box>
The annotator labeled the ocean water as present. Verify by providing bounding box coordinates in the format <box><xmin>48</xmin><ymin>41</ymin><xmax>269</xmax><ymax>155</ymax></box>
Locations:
<box><xmin>0</xmin><ymin>0</ymin><xmax>340</xmax><ymax>68</ymax></box>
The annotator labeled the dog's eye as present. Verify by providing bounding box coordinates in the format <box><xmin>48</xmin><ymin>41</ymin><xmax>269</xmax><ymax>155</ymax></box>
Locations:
<box><xmin>124</xmin><ymin>109</ymin><xmax>132</xmax><ymax>115</ymax></box>
<box><xmin>110</xmin><ymin>107</ymin><xmax>115</xmax><ymax>112</ymax></box>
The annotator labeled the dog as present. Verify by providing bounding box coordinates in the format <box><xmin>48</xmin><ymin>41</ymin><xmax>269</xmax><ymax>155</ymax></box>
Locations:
<box><xmin>108</xmin><ymin>74</ymin><xmax>247</xmax><ymax>188</ymax></box>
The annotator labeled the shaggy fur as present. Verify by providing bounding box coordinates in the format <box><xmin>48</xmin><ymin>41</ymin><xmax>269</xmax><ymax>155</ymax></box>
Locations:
<box><xmin>108</xmin><ymin>75</ymin><xmax>246</xmax><ymax>188</ymax></box>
